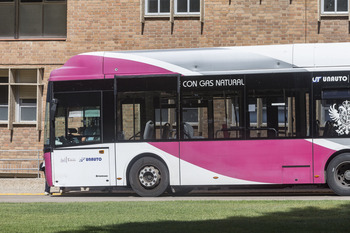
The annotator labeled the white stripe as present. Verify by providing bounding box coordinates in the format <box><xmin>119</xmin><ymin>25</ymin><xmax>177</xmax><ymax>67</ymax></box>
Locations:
<box><xmin>306</xmin><ymin>139</ymin><xmax>349</xmax><ymax>151</ymax></box>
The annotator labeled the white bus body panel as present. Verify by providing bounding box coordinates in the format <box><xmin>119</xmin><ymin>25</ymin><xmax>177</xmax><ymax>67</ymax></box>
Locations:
<box><xmin>115</xmin><ymin>143</ymin><xmax>180</xmax><ymax>186</ymax></box>
<box><xmin>180</xmin><ymin>159</ymin><xmax>267</xmax><ymax>185</ymax></box>
<box><xmin>52</xmin><ymin>144</ymin><xmax>116</xmax><ymax>187</ymax></box>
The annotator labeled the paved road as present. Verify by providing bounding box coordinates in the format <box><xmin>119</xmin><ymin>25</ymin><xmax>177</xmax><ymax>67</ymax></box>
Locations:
<box><xmin>1</xmin><ymin>187</ymin><xmax>350</xmax><ymax>202</ymax></box>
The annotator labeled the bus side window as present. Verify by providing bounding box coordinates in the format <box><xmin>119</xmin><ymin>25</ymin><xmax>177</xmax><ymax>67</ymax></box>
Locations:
<box><xmin>247</xmin><ymin>89</ymin><xmax>309</xmax><ymax>139</ymax></box>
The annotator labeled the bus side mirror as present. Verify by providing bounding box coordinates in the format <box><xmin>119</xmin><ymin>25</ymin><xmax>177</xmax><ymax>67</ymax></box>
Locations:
<box><xmin>50</xmin><ymin>98</ymin><xmax>58</xmax><ymax>116</ymax></box>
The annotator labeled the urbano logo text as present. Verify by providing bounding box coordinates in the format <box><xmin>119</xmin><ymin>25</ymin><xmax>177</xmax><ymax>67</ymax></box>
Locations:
<box><xmin>313</xmin><ymin>75</ymin><xmax>348</xmax><ymax>83</ymax></box>
<box><xmin>79</xmin><ymin>157</ymin><xmax>103</xmax><ymax>162</ymax></box>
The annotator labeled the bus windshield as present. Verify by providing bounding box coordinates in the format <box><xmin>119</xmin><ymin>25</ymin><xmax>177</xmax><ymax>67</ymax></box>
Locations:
<box><xmin>54</xmin><ymin>92</ymin><xmax>101</xmax><ymax>146</ymax></box>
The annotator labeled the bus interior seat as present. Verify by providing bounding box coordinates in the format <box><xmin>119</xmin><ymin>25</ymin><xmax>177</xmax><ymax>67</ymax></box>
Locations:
<box><xmin>183</xmin><ymin>122</ymin><xmax>193</xmax><ymax>139</ymax></box>
<box><xmin>183</xmin><ymin>122</ymin><xmax>204</xmax><ymax>139</ymax></box>
<box><xmin>323</xmin><ymin>121</ymin><xmax>332</xmax><ymax>137</ymax></box>
<box><xmin>143</xmin><ymin>120</ymin><xmax>155</xmax><ymax>140</ymax></box>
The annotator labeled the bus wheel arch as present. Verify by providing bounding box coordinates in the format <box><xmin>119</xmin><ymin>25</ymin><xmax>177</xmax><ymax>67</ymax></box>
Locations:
<box><xmin>326</xmin><ymin>152</ymin><xmax>350</xmax><ymax>196</ymax></box>
<box><xmin>127</xmin><ymin>153</ymin><xmax>170</xmax><ymax>197</ymax></box>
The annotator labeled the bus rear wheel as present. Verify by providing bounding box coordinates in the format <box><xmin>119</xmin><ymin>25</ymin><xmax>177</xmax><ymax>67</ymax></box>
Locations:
<box><xmin>129</xmin><ymin>156</ymin><xmax>169</xmax><ymax>197</ymax></box>
<box><xmin>327</xmin><ymin>153</ymin><xmax>350</xmax><ymax>196</ymax></box>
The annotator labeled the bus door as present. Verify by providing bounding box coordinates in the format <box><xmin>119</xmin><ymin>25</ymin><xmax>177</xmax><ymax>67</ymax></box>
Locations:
<box><xmin>52</xmin><ymin>91</ymin><xmax>114</xmax><ymax>187</ymax></box>
<box><xmin>312</xmin><ymin>72</ymin><xmax>350</xmax><ymax>183</ymax></box>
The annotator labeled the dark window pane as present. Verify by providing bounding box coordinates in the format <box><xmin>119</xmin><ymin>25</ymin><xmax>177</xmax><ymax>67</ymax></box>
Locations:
<box><xmin>324</xmin><ymin>0</ymin><xmax>335</xmax><ymax>12</ymax></box>
<box><xmin>148</xmin><ymin>0</ymin><xmax>158</xmax><ymax>13</ymax></box>
<box><xmin>0</xmin><ymin>0</ymin><xmax>14</xmax><ymax>2</ymax></box>
<box><xmin>189</xmin><ymin>0</ymin><xmax>199</xmax><ymax>12</ymax></box>
<box><xmin>0</xmin><ymin>77</ymin><xmax>8</xmax><ymax>83</ymax></box>
<box><xmin>46</xmin><ymin>0</ymin><xmax>65</xmax><ymax>1</ymax></box>
<box><xmin>0</xmin><ymin>5</ymin><xmax>15</xmax><ymax>37</ymax></box>
<box><xmin>21</xmin><ymin>0</ymin><xmax>42</xmax><ymax>2</ymax></box>
<box><xmin>337</xmin><ymin>0</ymin><xmax>348</xmax><ymax>11</ymax></box>
<box><xmin>22</xmin><ymin>99</ymin><xmax>36</xmax><ymax>104</ymax></box>
<box><xmin>0</xmin><ymin>86</ymin><xmax>8</xmax><ymax>105</ymax></box>
<box><xmin>43</xmin><ymin>3</ymin><xmax>67</xmax><ymax>37</ymax></box>
<box><xmin>177</xmin><ymin>0</ymin><xmax>187</xmax><ymax>12</ymax></box>
<box><xmin>19</xmin><ymin>4</ymin><xmax>43</xmax><ymax>37</ymax></box>
<box><xmin>160</xmin><ymin>0</ymin><xmax>169</xmax><ymax>12</ymax></box>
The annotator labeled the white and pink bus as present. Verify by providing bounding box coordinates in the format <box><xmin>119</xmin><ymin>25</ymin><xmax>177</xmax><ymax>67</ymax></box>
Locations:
<box><xmin>44</xmin><ymin>43</ymin><xmax>350</xmax><ymax>196</ymax></box>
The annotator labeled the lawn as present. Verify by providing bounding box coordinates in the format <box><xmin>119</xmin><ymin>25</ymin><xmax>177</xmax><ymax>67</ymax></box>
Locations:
<box><xmin>0</xmin><ymin>200</ymin><xmax>349</xmax><ymax>233</ymax></box>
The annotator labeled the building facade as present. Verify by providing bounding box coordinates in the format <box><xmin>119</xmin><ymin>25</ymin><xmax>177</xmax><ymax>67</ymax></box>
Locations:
<box><xmin>0</xmin><ymin>0</ymin><xmax>349</xmax><ymax>175</ymax></box>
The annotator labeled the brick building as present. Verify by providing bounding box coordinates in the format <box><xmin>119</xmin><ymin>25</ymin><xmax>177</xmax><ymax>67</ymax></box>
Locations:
<box><xmin>0</xmin><ymin>0</ymin><xmax>349</xmax><ymax>175</ymax></box>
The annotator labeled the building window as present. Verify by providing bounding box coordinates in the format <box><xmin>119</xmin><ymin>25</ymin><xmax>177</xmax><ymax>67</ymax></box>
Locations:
<box><xmin>322</xmin><ymin>0</ymin><xmax>348</xmax><ymax>14</ymax></box>
<box><xmin>145</xmin><ymin>0</ymin><xmax>200</xmax><ymax>15</ymax></box>
<box><xmin>175</xmin><ymin>0</ymin><xmax>200</xmax><ymax>14</ymax></box>
<box><xmin>19</xmin><ymin>99</ymin><xmax>37</xmax><ymax>122</ymax></box>
<box><xmin>146</xmin><ymin>0</ymin><xmax>170</xmax><ymax>14</ymax></box>
<box><xmin>0</xmin><ymin>69</ymin><xmax>43</xmax><ymax>130</ymax></box>
<box><xmin>0</xmin><ymin>86</ymin><xmax>8</xmax><ymax>121</ymax></box>
<box><xmin>0</xmin><ymin>0</ymin><xmax>67</xmax><ymax>39</ymax></box>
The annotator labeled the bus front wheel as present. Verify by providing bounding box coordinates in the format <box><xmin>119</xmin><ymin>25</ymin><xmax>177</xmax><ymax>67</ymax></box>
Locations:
<box><xmin>129</xmin><ymin>156</ymin><xmax>169</xmax><ymax>197</ymax></box>
<box><xmin>327</xmin><ymin>153</ymin><xmax>350</xmax><ymax>196</ymax></box>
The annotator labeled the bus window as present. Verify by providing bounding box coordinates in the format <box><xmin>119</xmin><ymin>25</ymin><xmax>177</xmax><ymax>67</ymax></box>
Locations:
<box><xmin>247</xmin><ymin>90</ymin><xmax>286</xmax><ymax>138</ymax></box>
<box><xmin>315</xmin><ymin>89</ymin><xmax>350</xmax><ymax>137</ymax></box>
<box><xmin>54</xmin><ymin>92</ymin><xmax>102</xmax><ymax>146</ymax></box>
<box><xmin>154</xmin><ymin>95</ymin><xmax>177</xmax><ymax>140</ymax></box>
<box><xmin>247</xmin><ymin>90</ymin><xmax>309</xmax><ymax>139</ymax></box>
<box><xmin>182</xmin><ymin>95</ymin><xmax>209</xmax><ymax>139</ymax></box>
<box><xmin>213</xmin><ymin>92</ymin><xmax>243</xmax><ymax>139</ymax></box>
<box><xmin>181</xmin><ymin>90</ymin><xmax>243</xmax><ymax>140</ymax></box>
<box><xmin>117</xmin><ymin>92</ymin><xmax>177</xmax><ymax>141</ymax></box>
<box><xmin>116</xmin><ymin>76</ymin><xmax>178</xmax><ymax>141</ymax></box>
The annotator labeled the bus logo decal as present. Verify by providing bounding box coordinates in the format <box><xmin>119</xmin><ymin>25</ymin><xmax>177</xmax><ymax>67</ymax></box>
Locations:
<box><xmin>313</xmin><ymin>75</ymin><xmax>348</xmax><ymax>83</ymax></box>
<box><xmin>79</xmin><ymin>157</ymin><xmax>103</xmax><ymax>162</ymax></box>
<box><xmin>312</xmin><ymin>77</ymin><xmax>322</xmax><ymax>83</ymax></box>
<box><xmin>329</xmin><ymin>100</ymin><xmax>350</xmax><ymax>135</ymax></box>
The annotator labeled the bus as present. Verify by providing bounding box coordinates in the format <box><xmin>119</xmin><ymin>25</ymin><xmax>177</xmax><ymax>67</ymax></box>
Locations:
<box><xmin>44</xmin><ymin>43</ymin><xmax>350</xmax><ymax>197</ymax></box>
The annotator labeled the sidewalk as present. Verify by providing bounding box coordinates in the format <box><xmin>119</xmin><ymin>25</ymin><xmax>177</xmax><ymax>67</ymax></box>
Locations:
<box><xmin>0</xmin><ymin>178</ymin><xmax>333</xmax><ymax>195</ymax></box>
<box><xmin>0</xmin><ymin>178</ymin><xmax>46</xmax><ymax>194</ymax></box>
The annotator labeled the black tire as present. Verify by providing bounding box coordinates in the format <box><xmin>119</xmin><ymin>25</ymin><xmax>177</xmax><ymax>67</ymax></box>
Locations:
<box><xmin>129</xmin><ymin>156</ymin><xmax>169</xmax><ymax>197</ymax></box>
<box><xmin>327</xmin><ymin>153</ymin><xmax>350</xmax><ymax>196</ymax></box>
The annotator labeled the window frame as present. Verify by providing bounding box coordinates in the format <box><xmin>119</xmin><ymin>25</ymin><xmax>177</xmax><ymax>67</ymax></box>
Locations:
<box><xmin>18</xmin><ymin>98</ymin><xmax>37</xmax><ymax>122</ymax></box>
<box><xmin>174</xmin><ymin>0</ymin><xmax>200</xmax><ymax>15</ymax></box>
<box><xmin>144</xmin><ymin>0</ymin><xmax>201</xmax><ymax>16</ymax></box>
<box><xmin>0</xmin><ymin>0</ymin><xmax>67</xmax><ymax>39</ymax></box>
<box><xmin>321</xmin><ymin>0</ymin><xmax>349</xmax><ymax>15</ymax></box>
<box><xmin>145</xmin><ymin>0</ymin><xmax>171</xmax><ymax>16</ymax></box>
<box><xmin>53</xmin><ymin>91</ymin><xmax>103</xmax><ymax>147</ymax></box>
<box><xmin>0</xmin><ymin>68</ymin><xmax>43</xmax><ymax>129</ymax></box>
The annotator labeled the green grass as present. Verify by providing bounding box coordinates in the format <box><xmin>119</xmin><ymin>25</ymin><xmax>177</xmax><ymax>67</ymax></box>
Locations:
<box><xmin>0</xmin><ymin>200</ymin><xmax>349</xmax><ymax>233</ymax></box>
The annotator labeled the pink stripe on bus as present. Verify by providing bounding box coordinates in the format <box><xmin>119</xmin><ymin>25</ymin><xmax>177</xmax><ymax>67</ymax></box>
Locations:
<box><xmin>104</xmin><ymin>57</ymin><xmax>177</xmax><ymax>76</ymax></box>
<box><xmin>44</xmin><ymin>152</ymin><xmax>53</xmax><ymax>186</ymax></box>
<box><xmin>49</xmin><ymin>55</ymin><xmax>104</xmax><ymax>81</ymax></box>
<box><xmin>151</xmin><ymin>139</ymin><xmax>321</xmax><ymax>184</ymax></box>
<box><xmin>313</xmin><ymin>142</ymin><xmax>337</xmax><ymax>183</ymax></box>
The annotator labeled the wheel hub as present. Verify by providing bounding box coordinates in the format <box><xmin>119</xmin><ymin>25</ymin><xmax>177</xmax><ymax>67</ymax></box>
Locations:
<box><xmin>344</xmin><ymin>170</ymin><xmax>350</xmax><ymax>180</ymax></box>
<box><xmin>139</xmin><ymin>166</ymin><xmax>161</xmax><ymax>188</ymax></box>
<box><xmin>336</xmin><ymin>162</ymin><xmax>350</xmax><ymax>187</ymax></box>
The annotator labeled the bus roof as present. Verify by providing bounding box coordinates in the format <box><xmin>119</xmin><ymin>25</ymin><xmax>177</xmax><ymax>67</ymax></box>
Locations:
<box><xmin>49</xmin><ymin>43</ymin><xmax>350</xmax><ymax>81</ymax></box>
